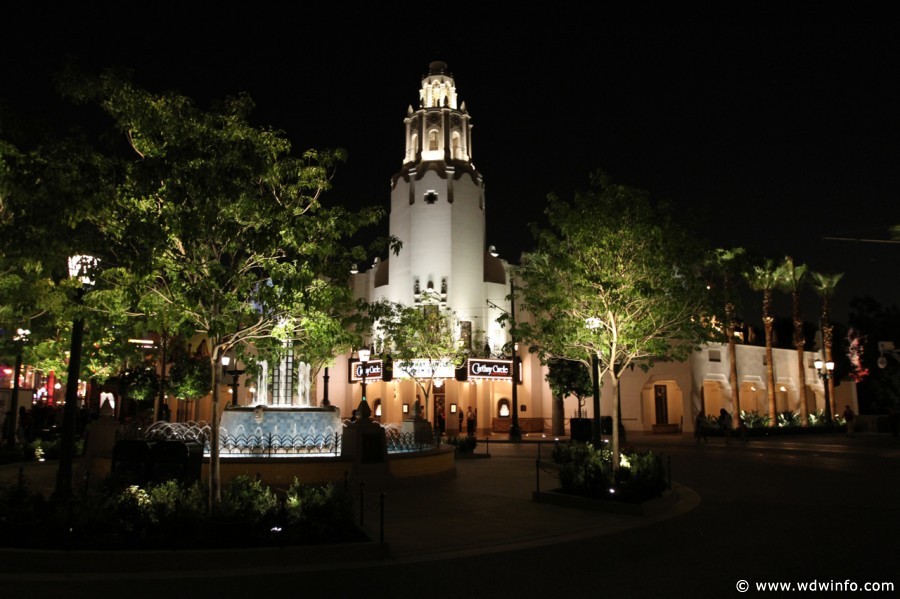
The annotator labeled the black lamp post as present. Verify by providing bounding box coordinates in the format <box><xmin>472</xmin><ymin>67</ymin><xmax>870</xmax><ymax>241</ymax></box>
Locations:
<box><xmin>586</xmin><ymin>317</ymin><xmax>602</xmax><ymax>447</ymax></box>
<box><xmin>356</xmin><ymin>348</ymin><xmax>371</xmax><ymax>419</ymax></box>
<box><xmin>6</xmin><ymin>328</ymin><xmax>28</xmax><ymax>449</ymax></box>
<box><xmin>55</xmin><ymin>254</ymin><xmax>96</xmax><ymax>499</ymax></box>
<box><xmin>221</xmin><ymin>355</ymin><xmax>244</xmax><ymax>407</ymax></box>
<box><xmin>814</xmin><ymin>357</ymin><xmax>835</xmax><ymax>427</ymax></box>
<box><xmin>508</xmin><ymin>278</ymin><xmax>522</xmax><ymax>440</ymax></box>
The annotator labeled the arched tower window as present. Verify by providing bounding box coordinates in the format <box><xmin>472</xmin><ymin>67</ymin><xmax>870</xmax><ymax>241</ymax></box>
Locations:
<box><xmin>409</xmin><ymin>133</ymin><xmax>418</xmax><ymax>161</ymax></box>
<box><xmin>451</xmin><ymin>131</ymin><xmax>462</xmax><ymax>159</ymax></box>
<box><xmin>429</xmin><ymin>129</ymin><xmax>439</xmax><ymax>151</ymax></box>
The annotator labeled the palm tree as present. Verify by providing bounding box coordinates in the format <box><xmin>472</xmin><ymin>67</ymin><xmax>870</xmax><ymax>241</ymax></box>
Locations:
<box><xmin>713</xmin><ymin>247</ymin><xmax>746</xmax><ymax>429</ymax></box>
<box><xmin>777</xmin><ymin>256</ymin><xmax>810</xmax><ymax>425</ymax></box>
<box><xmin>745</xmin><ymin>259</ymin><xmax>781</xmax><ymax>425</ymax></box>
<box><xmin>811</xmin><ymin>271</ymin><xmax>844</xmax><ymax>423</ymax></box>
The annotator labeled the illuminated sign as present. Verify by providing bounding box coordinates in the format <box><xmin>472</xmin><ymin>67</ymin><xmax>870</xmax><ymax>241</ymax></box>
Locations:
<box><xmin>394</xmin><ymin>359</ymin><xmax>456</xmax><ymax>379</ymax></box>
<box><xmin>349</xmin><ymin>360</ymin><xmax>383</xmax><ymax>382</ymax></box>
<box><xmin>468</xmin><ymin>359</ymin><xmax>512</xmax><ymax>378</ymax></box>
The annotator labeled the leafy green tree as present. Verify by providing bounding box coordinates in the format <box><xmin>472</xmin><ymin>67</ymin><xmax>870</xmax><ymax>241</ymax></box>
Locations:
<box><xmin>378</xmin><ymin>303</ymin><xmax>468</xmax><ymax>421</ymax></box>
<box><xmin>516</xmin><ymin>171</ymin><xmax>710</xmax><ymax>468</ymax></box>
<box><xmin>60</xmin><ymin>69</ymin><xmax>387</xmax><ymax>508</ymax></box>
<box><xmin>777</xmin><ymin>256</ymin><xmax>811</xmax><ymax>425</ymax></box>
<box><xmin>545</xmin><ymin>358</ymin><xmax>593</xmax><ymax>435</ymax></box>
<box><xmin>168</xmin><ymin>352</ymin><xmax>212</xmax><ymax>419</ymax></box>
<box><xmin>0</xmin><ymin>115</ymin><xmax>114</xmax><ymax>494</ymax></box>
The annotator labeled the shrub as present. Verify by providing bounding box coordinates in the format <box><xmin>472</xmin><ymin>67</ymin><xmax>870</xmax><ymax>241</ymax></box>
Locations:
<box><xmin>447</xmin><ymin>434</ymin><xmax>477</xmax><ymax>454</ymax></box>
<box><xmin>777</xmin><ymin>410</ymin><xmax>801</xmax><ymax>428</ymax></box>
<box><xmin>551</xmin><ymin>441</ymin><xmax>666</xmax><ymax>503</ymax></box>
<box><xmin>0</xmin><ymin>473</ymin><xmax>361</xmax><ymax>550</ymax></box>
<box><xmin>741</xmin><ymin>410</ymin><xmax>770</xmax><ymax>429</ymax></box>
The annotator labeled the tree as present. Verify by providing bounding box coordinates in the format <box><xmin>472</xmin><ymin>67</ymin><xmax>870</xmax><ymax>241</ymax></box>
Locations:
<box><xmin>777</xmin><ymin>256</ymin><xmax>810</xmax><ymax>425</ymax></box>
<box><xmin>168</xmin><ymin>352</ymin><xmax>212</xmax><ymax>418</ymax></box>
<box><xmin>378</xmin><ymin>303</ymin><xmax>468</xmax><ymax>421</ymax></box>
<box><xmin>61</xmin><ymin>69</ymin><xmax>387</xmax><ymax>509</ymax></box>
<box><xmin>516</xmin><ymin>171</ymin><xmax>710</xmax><ymax>468</ymax></box>
<box><xmin>811</xmin><ymin>271</ymin><xmax>844</xmax><ymax>422</ymax></box>
<box><xmin>545</xmin><ymin>358</ymin><xmax>593</xmax><ymax>436</ymax></box>
<box><xmin>708</xmin><ymin>247</ymin><xmax>747</xmax><ymax>429</ymax></box>
<box><xmin>744</xmin><ymin>258</ymin><xmax>782</xmax><ymax>425</ymax></box>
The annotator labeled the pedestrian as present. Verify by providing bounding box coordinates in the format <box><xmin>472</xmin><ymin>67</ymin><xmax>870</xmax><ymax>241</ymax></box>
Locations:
<box><xmin>466</xmin><ymin>406</ymin><xmax>476</xmax><ymax>436</ymax></box>
<box><xmin>843</xmin><ymin>405</ymin><xmax>856</xmax><ymax>437</ymax></box>
<box><xmin>694</xmin><ymin>410</ymin><xmax>708</xmax><ymax>443</ymax></box>
<box><xmin>719</xmin><ymin>408</ymin><xmax>732</xmax><ymax>445</ymax></box>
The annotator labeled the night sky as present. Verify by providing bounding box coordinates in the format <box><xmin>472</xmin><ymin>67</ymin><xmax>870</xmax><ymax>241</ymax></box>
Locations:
<box><xmin>3</xmin><ymin>3</ymin><xmax>898</xmax><ymax>326</ymax></box>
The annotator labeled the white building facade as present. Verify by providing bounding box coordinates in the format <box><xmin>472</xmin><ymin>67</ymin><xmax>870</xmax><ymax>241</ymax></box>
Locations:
<box><xmin>313</xmin><ymin>62</ymin><xmax>857</xmax><ymax>436</ymax></box>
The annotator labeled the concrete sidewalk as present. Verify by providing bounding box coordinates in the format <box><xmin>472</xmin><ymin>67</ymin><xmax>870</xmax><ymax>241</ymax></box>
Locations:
<box><xmin>0</xmin><ymin>436</ymin><xmax>698</xmax><ymax>576</ymax></box>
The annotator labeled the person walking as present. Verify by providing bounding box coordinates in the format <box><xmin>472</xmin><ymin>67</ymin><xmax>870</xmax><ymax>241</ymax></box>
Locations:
<box><xmin>843</xmin><ymin>405</ymin><xmax>856</xmax><ymax>437</ymax></box>
<box><xmin>719</xmin><ymin>408</ymin><xmax>732</xmax><ymax>445</ymax></box>
<box><xmin>694</xmin><ymin>410</ymin><xmax>708</xmax><ymax>443</ymax></box>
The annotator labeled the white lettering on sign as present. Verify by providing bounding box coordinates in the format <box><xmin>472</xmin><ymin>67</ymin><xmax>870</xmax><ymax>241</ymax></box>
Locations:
<box><xmin>468</xmin><ymin>359</ymin><xmax>513</xmax><ymax>379</ymax></box>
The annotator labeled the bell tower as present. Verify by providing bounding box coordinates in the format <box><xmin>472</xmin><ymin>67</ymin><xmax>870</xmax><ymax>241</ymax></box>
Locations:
<box><xmin>383</xmin><ymin>61</ymin><xmax>489</xmax><ymax>330</ymax></box>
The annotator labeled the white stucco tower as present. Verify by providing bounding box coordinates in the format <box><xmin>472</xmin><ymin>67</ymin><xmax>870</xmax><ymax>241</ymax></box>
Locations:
<box><xmin>362</xmin><ymin>61</ymin><xmax>509</xmax><ymax>351</ymax></box>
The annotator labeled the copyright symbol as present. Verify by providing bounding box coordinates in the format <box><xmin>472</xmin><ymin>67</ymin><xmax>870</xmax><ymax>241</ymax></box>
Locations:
<box><xmin>736</xmin><ymin>580</ymin><xmax>749</xmax><ymax>593</ymax></box>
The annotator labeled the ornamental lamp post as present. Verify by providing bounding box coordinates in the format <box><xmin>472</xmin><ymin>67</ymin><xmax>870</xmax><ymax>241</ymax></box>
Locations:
<box><xmin>508</xmin><ymin>278</ymin><xmax>522</xmax><ymax>441</ymax></box>
<box><xmin>586</xmin><ymin>317</ymin><xmax>603</xmax><ymax>447</ymax></box>
<box><xmin>814</xmin><ymin>357</ymin><xmax>835</xmax><ymax>427</ymax></box>
<box><xmin>55</xmin><ymin>254</ymin><xmax>97</xmax><ymax>499</ymax></box>
<box><xmin>356</xmin><ymin>348</ymin><xmax>371</xmax><ymax>419</ymax></box>
<box><xmin>6</xmin><ymin>328</ymin><xmax>29</xmax><ymax>449</ymax></box>
<box><xmin>221</xmin><ymin>355</ymin><xmax>245</xmax><ymax>407</ymax></box>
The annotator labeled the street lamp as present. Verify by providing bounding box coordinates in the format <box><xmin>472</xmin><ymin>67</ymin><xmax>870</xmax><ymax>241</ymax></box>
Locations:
<box><xmin>6</xmin><ymin>328</ymin><xmax>29</xmax><ymax>449</ymax></box>
<box><xmin>814</xmin><ymin>357</ymin><xmax>835</xmax><ymax>427</ymax></box>
<box><xmin>508</xmin><ymin>278</ymin><xmax>522</xmax><ymax>440</ymax></box>
<box><xmin>585</xmin><ymin>317</ymin><xmax>602</xmax><ymax>447</ymax></box>
<box><xmin>221</xmin><ymin>355</ymin><xmax>245</xmax><ymax>407</ymax></box>
<box><xmin>55</xmin><ymin>254</ymin><xmax>97</xmax><ymax>499</ymax></box>
<box><xmin>356</xmin><ymin>347</ymin><xmax>371</xmax><ymax>419</ymax></box>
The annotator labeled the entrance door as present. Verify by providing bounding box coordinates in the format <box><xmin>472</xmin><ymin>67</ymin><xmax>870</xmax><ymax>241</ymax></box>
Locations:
<box><xmin>654</xmin><ymin>385</ymin><xmax>669</xmax><ymax>424</ymax></box>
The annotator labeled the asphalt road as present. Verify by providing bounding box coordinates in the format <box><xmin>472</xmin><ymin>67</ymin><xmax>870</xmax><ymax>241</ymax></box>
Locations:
<box><xmin>3</xmin><ymin>432</ymin><xmax>898</xmax><ymax>598</ymax></box>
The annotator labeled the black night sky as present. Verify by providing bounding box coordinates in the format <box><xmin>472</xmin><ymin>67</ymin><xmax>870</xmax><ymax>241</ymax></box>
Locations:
<box><xmin>3</xmin><ymin>3</ymin><xmax>898</xmax><ymax>326</ymax></box>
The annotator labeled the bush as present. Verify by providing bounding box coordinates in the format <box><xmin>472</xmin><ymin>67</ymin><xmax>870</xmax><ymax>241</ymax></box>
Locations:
<box><xmin>447</xmin><ymin>435</ymin><xmax>477</xmax><ymax>454</ymax></box>
<box><xmin>0</xmin><ymin>474</ymin><xmax>363</xmax><ymax>550</ymax></box>
<box><xmin>551</xmin><ymin>441</ymin><xmax>666</xmax><ymax>503</ymax></box>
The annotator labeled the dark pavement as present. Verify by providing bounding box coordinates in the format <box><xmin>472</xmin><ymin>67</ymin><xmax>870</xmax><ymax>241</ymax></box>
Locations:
<box><xmin>1</xmin><ymin>432</ymin><xmax>898</xmax><ymax>598</ymax></box>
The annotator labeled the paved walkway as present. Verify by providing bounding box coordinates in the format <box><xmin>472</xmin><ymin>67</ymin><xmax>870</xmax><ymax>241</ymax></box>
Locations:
<box><xmin>0</xmin><ymin>435</ymin><xmax>699</xmax><ymax>576</ymax></box>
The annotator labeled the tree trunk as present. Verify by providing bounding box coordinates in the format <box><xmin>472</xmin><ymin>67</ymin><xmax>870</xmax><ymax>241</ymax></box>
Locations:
<box><xmin>796</xmin><ymin>344</ymin><xmax>809</xmax><ymax>426</ymax></box>
<box><xmin>726</xmin><ymin>304</ymin><xmax>741</xmax><ymax>429</ymax></box>
<box><xmin>208</xmin><ymin>351</ymin><xmax>222</xmax><ymax>512</ymax></box>
<box><xmin>764</xmin><ymin>317</ymin><xmax>777</xmax><ymax>425</ymax></box>
<box><xmin>551</xmin><ymin>393</ymin><xmax>565</xmax><ymax>436</ymax></box>
<box><xmin>611</xmin><ymin>376</ymin><xmax>620</xmax><ymax>471</ymax></box>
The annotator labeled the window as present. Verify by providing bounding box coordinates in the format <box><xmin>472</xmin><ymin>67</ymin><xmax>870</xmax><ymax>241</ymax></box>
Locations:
<box><xmin>429</xmin><ymin>129</ymin><xmax>439</xmax><ymax>151</ymax></box>
<box><xmin>424</xmin><ymin>191</ymin><xmax>438</xmax><ymax>204</ymax></box>
<box><xmin>498</xmin><ymin>398</ymin><xmax>511</xmax><ymax>418</ymax></box>
<box><xmin>460</xmin><ymin>321</ymin><xmax>472</xmax><ymax>351</ymax></box>
<box><xmin>708</xmin><ymin>350</ymin><xmax>721</xmax><ymax>362</ymax></box>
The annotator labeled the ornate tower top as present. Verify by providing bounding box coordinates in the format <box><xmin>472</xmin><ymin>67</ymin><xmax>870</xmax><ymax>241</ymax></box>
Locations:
<box><xmin>400</xmin><ymin>61</ymin><xmax>476</xmax><ymax>168</ymax></box>
<box><xmin>420</xmin><ymin>61</ymin><xmax>458</xmax><ymax>109</ymax></box>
